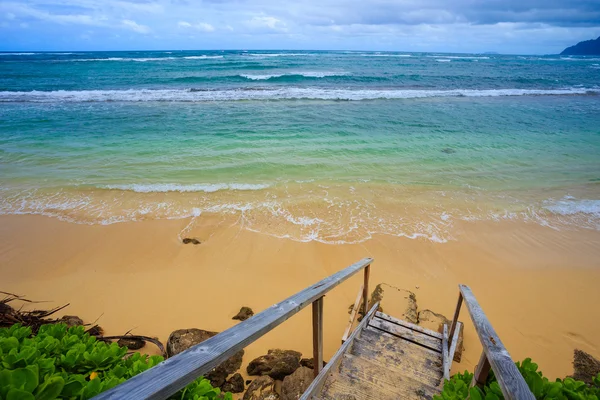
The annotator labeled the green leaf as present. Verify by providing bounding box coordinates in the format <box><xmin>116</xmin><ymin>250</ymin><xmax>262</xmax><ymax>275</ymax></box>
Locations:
<box><xmin>469</xmin><ymin>387</ymin><xmax>484</xmax><ymax>400</ymax></box>
<box><xmin>34</xmin><ymin>375</ymin><xmax>64</xmax><ymax>400</ymax></box>
<box><xmin>10</xmin><ymin>365</ymin><xmax>39</xmax><ymax>393</ymax></box>
<box><xmin>5</xmin><ymin>389</ymin><xmax>35</xmax><ymax>400</ymax></box>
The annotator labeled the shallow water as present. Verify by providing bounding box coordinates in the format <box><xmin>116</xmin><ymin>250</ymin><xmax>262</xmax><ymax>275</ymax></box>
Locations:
<box><xmin>1</xmin><ymin>51</ymin><xmax>599</xmax><ymax>242</ymax></box>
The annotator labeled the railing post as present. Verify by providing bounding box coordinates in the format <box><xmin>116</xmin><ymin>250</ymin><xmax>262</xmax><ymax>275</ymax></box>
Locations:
<box><xmin>362</xmin><ymin>264</ymin><xmax>370</xmax><ymax>315</ymax></box>
<box><xmin>448</xmin><ymin>292</ymin><xmax>463</xmax><ymax>348</ymax></box>
<box><xmin>312</xmin><ymin>297</ymin><xmax>324</xmax><ymax>378</ymax></box>
<box><xmin>472</xmin><ymin>351</ymin><xmax>491</xmax><ymax>388</ymax></box>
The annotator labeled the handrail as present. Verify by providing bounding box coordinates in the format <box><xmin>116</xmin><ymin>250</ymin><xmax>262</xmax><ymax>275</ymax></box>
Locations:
<box><xmin>94</xmin><ymin>257</ymin><xmax>373</xmax><ymax>400</ymax></box>
<box><xmin>446</xmin><ymin>285</ymin><xmax>535</xmax><ymax>400</ymax></box>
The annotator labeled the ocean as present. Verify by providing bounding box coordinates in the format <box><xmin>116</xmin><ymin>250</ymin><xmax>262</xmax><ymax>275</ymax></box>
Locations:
<box><xmin>1</xmin><ymin>50</ymin><xmax>599</xmax><ymax>243</ymax></box>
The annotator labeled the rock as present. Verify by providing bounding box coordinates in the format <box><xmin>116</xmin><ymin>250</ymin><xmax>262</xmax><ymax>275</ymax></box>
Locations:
<box><xmin>117</xmin><ymin>337</ymin><xmax>145</xmax><ymax>350</ymax></box>
<box><xmin>246</xmin><ymin>380</ymin><xmax>252</xmax><ymax>385</ymax></box>
<box><xmin>247</xmin><ymin>349</ymin><xmax>302</xmax><ymax>380</ymax></box>
<box><xmin>233</xmin><ymin>306</ymin><xmax>254</xmax><ymax>321</ymax></box>
<box><xmin>243</xmin><ymin>376</ymin><xmax>280</xmax><ymax>400</ymax></box>
<box><xmin>418</xmin><ymin>309</ymin><xmax>464</xmax><ymax>362</ymax></box>
<box><xmin>222</xmin><ymin>373</ymin><xmax>245</xmax><ymax>393</ymax></box>
<box><xmin>182</xmin><ymin>238</ymin><xmax>201</xmax><ymax>245</ymax></box>
<box><xmin>60</xmin><ymin>315</ymin><xmax>84</xmax><ymax>327</ymax></box>
<box><xmin>281</xmin><ymin>367</ymin><xmax>314</xmax><ymax>400</ymax></box>
<box><xmin>572</xmin><ymin>349</ymin><xmax>600</xmax><ymax>384</ymax></box>
<box><xmin>167</xmin><ymin>329</ymin><xmax>244</xmax><ymax>387</ymax></box>
<box><xmin>300</xmin><ymin>358</ymin><xmax>314</xmax><ymax>369</ymax></box>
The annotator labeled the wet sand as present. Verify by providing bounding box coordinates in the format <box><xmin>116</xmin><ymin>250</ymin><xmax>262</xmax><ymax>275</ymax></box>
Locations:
<box><xmin>1</xmin><ymin>214</ymin><xmax>599</xmax><ymax>382</ymax></box>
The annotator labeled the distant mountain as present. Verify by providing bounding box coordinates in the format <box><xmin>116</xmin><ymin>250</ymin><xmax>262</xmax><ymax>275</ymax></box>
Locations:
<box><xmin>561</xmin><ymin>36</ymin><xmax>600</xmax><ymax>55</ymax></box>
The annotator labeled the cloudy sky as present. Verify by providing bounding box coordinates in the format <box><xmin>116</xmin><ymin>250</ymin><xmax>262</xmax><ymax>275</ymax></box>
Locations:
<box><xmin>1</xmin><ymin>0</ymin><xmax>599</xmax><ymax>54</ymax></box>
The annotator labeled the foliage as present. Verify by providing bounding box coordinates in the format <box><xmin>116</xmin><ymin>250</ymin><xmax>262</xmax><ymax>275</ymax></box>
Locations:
<box><xmin>435</xmin><ymin>358</ymin><xmax>600</xmax><ymax>400</ymax></box>
<box><xmin>0</xmin><ymin>323</ymin><xmax>232</xmax><ymax>400</ymax></box>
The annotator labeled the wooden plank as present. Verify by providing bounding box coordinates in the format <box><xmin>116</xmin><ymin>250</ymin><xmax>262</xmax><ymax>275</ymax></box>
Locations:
<box><xmin>341</xmin><ymin>285</ymin><xmax>363</xmax><ymax>344</ymax></box>
<box><xmin>300</xmin><ymin>302</ymin><xmax>379</xmax><ymax>400</ymax></box>
<box><xmin>312</xmin><ymin>297</ymin><xmax>324</xmax><ymax>378</ymax></box>
<box><xmin>369</xmin><ymin>317</ymin><xmax>442</xmax><ymax>353</ymax></box>
<box><xmin>362</xmin><ymin>265</ymin><xmax>370</xmax><ymax>315</ymax></box>
<box><xmin>320</xmin><ymin>370</ymin><xmax>437</xmax><ymax>400</ymax></box>
<box><xmin>442</xmin><ymin>324</ymin><xmax>450</xmax><ymax>381</ymax></box>
<box><xmin>448</xmin><ymin>321</ymin><xmax>463</xmax><ymax>372</ymax></box>
<box><xmin>448</xmin><ymin>292</ymin><xmax>463</xmax><ymax>345</ymax></box>
<box><xmin>95</xmin><ymin>257</ymin><xmax>373</xmax><ymax>400</ymax></box>
<box><xmin>459</xmin><ymin>285</ymin><xmax>535</xmax><ymax>400</ymax></box>
<box><xmin>336</xmin><ymin>353</ymin><xmax>441</xmax><ymax>399</ymax></box>
<box><xmin>376</xmin><ymin>311</ymin><xmax>443</xmax><ymax>340</ymax></box>
<box><xmin>359</xmin><ymin>326</ymin><xmax>443</xmax><ymax>362</ymax></box>
<box><xmin>472</xmin><ymin>351</ymin><xmax>491</xmax><ymax>387</ymax></box>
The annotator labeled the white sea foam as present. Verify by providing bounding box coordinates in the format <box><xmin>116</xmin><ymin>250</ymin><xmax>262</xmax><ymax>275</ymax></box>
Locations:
<box><xmin>428</xmin><ymin>55</ymin><xmax>490</xmax><ymax>60</ymax></box>
<box><xmin>183</xmin><ymin>55</ymin><xmax>224</xmax><ymax>59</ymax></box>
<box><xmin>543</xmin><ymin>197</ymin><xmax>600</xmax><ymax>216</ymax></box>
<box><xmin>0</xmin><ymin>53</ymin><xmax>36</xmax><ymax>55</ymax></box>
<box><xmin>247</xmin><ymin>53</ymin><xmax>307</xmax><ymax>57</ymax></box>
<box><xmin>360</xmin><ymin>54</ymin><xmax>412</xmax><ymax>57</ymax></box>
<box><xmin>436</xmin><ymin>59</ymin><xmax>452</xmax><ymax>62</ymax></box>
<box><xmin>2</xmin><ymin>87</ymin><xmax>597</xmax><ymax>103</ymax></box>
<box><xmin>101</xmin><ymin>183</ymin><xmax>272</xmax><ymax>193</ymax></box>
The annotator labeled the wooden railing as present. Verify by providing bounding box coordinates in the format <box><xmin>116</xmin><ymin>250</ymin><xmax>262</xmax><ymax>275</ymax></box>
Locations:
<box><xmin>444</xmin><ymin>285</ymin><xmax>535</xmax><ymax>400</ymax></box>
<box><xmin>94</xmin><ymin>257</ymin><xmax>373</xmax><ymax>400</ymax></box>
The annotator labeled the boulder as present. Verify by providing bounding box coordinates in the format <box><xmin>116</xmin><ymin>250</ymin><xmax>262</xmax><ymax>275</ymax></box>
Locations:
<box><xmin>167</xmin><ymin>328</ymin><xmax>244</xmax><ymax>387</ymax></box>
<box><xmin>117</xmin><ymin>337</ymin><xmax>145</xmax><ymax>350</ymax></box>
<box><xmin>281</xmin><ymin>367</ymin><xmax>314</xmax><ymax>400</ymax></box>
<box><xmin>222</xmin><ymin>373</ymin><xmax>245</xmax><ymax>393</ymax></box>
<box><xmin>418</xmin><ymin>309</ymin><xmax>464</xmax><ymax>362</ymax></box>
<box><xmin>60</xmin><ymin>315</ymin><xmax>84</xmax><ymax>327</ymax></box>
<box><xmin>247</xmin><ymin>349</ymin><xmax>302</xmax><ymax>380</ymax></box>
<box><xmin>233</xmin><ymin>306</ymin><xmax>255</xmax><ymax>321</ymax></box>
<box><xmin>572</xmin><ymin>349</ymin><xmax>600</xmax><ymax>384</ymax></box>
<box><xmin>243</xmin><ymin>376</ymin><xmax>280</xmax><ymax>400</ymax></box>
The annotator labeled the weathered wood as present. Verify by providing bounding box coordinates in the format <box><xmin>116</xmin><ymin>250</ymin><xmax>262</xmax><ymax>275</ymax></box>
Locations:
<box><xmin>442</xmin><ymin>324</ymin><xmax>450</xmax><ymax>381</ymax></box>
<box><xmin>95</xmin><ymin>257</ymin><xmax>373</xmax><ymax>400</ymax></box>
<box><xmin>448</xmin><ymin>321</ymin><xmax>463</xmax><ymax>373</ymax></box>
<box><xmin>369</xmin><ymin>317</ymin><xmax>442</xmax><ymax>353</ymax></box>
<box><xmin>359</xmin><ymin>326</ymin><xmax>443</xmax><ymax>363</ymax></box>
<box><xmin>459</xmin><ymin>285</ymin><xmax>535</xmax><ymax>400</ymax></box>
<box><xmin>362</xmin><ymin>264</ymin><xmax>370</xmax><ymax>316</ymax></box>
<box><xmin>472</xmin><ymin>351</ymin><xmax>491</xmax><ymax>388</ymax></box>
<box><xmin>350</xmin><ymin>335</ymin><xmax>443</xmax><ymax>386</ymax></box>
<box><xmin>339</xmin><ymin>353</ymin><xmax>441</xmax><ymax>397</ymax></box>
<box><xmin>312</xmin><ymin>297</ymin><xmax>324</xmax><ymax>378</ymax></box>
<box><xmin>341</xmin><ymin>285</ymin><xmax>363</xmax><ymax>344</ymax></box>
<box><xmin>300</xmin><ymin>302</ymin><xmax>379</xmax><ymax>400</ymax></box>
<box><xmin>376</xmin><ymin>311</ymin><xmax>443</xmax><ymax>340</ymax></box>
<box><xmin>448</xmin><ymin>292</ymin><xmax>463</xmax><ymax>348</ymax></box>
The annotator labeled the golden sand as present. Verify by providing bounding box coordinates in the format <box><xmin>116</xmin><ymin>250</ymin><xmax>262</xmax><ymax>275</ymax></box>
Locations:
<box><xmin>1</xmin><ymin>214</ymin><xmax>599</xmax><ymax>382</ymax></box>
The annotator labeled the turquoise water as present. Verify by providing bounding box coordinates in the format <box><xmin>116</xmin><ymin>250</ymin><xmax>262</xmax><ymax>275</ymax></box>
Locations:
<box><xmin>1</xmin><ymin>51</ymin><xmax>599</xmax><ymax>242</ymax></box>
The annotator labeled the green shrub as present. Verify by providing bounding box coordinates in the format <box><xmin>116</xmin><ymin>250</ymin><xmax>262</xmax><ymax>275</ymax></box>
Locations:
<box><xmin>0</xmin><ymin>323</ymin><xmax>232</xmax><ymax>400</ymax></box>
<box><xmin>435</xmin><ymin>358</ymin><xmax>600</xmax><ymax>400</ymax></box>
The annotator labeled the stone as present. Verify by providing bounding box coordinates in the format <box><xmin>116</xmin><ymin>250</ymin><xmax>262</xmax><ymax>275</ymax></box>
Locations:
<box><xmin>243</xmin><ymin>376</ymin><xmax>280</xmax><ymax>400</ymax></box>
<box><xmin>233</xmin><ymin>306</ymin><xmax>254</xmax><ymax>321</ymax></box>
<box><xmin>572</xmin><ymin>349</ymin><xmax>600</xmax><ymax>384</ymax></box>
<box><xmin>246</xmin><ymin>380</ymin><xmax>252</xmax><ymax>385</ymax></box>
<box><xmin>117</xmin><ymin>337</ymin><xmax>145</xmax><ymax>350</ymax></box>
<box><xmin>418</xmin><ymin>309</ymin><xmax>464</xmax><ymax>362</ymax></box>
<box><xmin>59</xmin><ymin>315</ymin><xmax>84</xmax><ymax>327</ymax></box>
<box><xmin>222</xmin><ymin>373</ymin><xmax>245</xmax><ymax>393</ymax></box>
<box><xmin>182</xmin><ymin>238</ymin><xmax>201</xmax><ymax>245</ymax></box>
<box><xmin>247</xmin><ymin>349</ymin><xmax>302</xmax><ymax>380</ymax></box>
<box><xmin>167</xmin><ymin>328</ymin><xmax>244</xmax><ymax>387</ymax></box>
<box><xmin>281</xmin><ymin>367</ymin><xmax>314</xmax><ymax>400</ymax></box>
<box><xmin>300</xmin><ymin>358</ymin><xmax>314</xmax><ymax>369</ymax></box>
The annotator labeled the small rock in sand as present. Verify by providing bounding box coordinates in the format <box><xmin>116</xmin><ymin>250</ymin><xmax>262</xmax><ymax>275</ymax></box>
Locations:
<box><xmin>182</xmin><ymin>238</ymin><xmax>201</xmax><ymax>245</ymax></box>
<box><xmin>233</xmin><ymin>306</ymin><xmax>255</xmax><ymax>321</ymax></box>
<box><xmin>117</xmin><ymin>337</ymin><xmax>145</xmax><ymax>350</ymax></box>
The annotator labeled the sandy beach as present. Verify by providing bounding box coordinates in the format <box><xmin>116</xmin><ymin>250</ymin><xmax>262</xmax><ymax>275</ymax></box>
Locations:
<box><xmin>1</xmin><ymin>213</ymin><xmax>599</xmax><ymax>382</ymax></box>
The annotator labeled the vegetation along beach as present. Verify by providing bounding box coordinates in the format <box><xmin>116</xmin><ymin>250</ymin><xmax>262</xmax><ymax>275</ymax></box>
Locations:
<box><xmin>1</xmin><ymin>49</ymin><xmax>600</xmax><ymax>398</ymax></box>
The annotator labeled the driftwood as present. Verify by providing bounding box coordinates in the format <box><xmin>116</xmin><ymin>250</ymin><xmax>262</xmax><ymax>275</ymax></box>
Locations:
<box><xmin>1</xmin><ymin>291</ymin><xmax>165</xmax><ymax>355</ymax></box>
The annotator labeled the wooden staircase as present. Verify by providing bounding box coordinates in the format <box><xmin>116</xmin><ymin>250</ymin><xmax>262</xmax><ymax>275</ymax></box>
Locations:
<box><xmin>305</xmin><ymin>311</ymin><xmax>445</xmax><ymax>400</ymax></box>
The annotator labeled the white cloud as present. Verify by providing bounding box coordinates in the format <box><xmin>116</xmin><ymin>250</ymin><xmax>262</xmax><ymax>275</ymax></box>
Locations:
<box><xmin>178</xmin><ymin>21</ymin><xmax>215</xmax><ymax>32</ymax></box>
<box><xmin>122</xmin><ymin>19</ymin><xmax>150</xmax><ymax>33</ymax></box>
<box><xmin>246</xmin><ymin>15</ymin><xmax>287</xmax><ymax>31</ymax></box>
<box><xmin>6</xmin><ymin>12</ymin><xmax>15</xmax><ymax>20</ymax></box>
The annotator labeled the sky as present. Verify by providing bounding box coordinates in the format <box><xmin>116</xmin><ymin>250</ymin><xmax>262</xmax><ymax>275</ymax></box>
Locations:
<box><xmin>1</xmin><ymin>0</ymin><xmax>599</xmax><ymax>54</ymax></box>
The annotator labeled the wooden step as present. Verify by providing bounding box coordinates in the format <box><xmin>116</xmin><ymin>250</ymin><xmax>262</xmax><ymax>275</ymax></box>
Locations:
<box><xmin>375</xmin><ymin>312</ymin><xmax>443</xmax><ymax>340</ymax></box>
<box><xmin>352</xmin><ymin>328</ymin><xmax>443</xmax><ymax>381</ymax></box>
<box><xmin>339</xmin><ymin>352</ymin><xmax>442</xmax><ymax>394</ymax></box>
<box><xmin>369</xmin><ymin>316</ymin><xmax>443</xmax><ymax>353</ymax></box>
<box><xmin>317</xmin><ymin>368</ymin><xmax>438</xmax><ymax>400</ymax></box>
